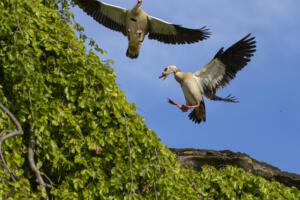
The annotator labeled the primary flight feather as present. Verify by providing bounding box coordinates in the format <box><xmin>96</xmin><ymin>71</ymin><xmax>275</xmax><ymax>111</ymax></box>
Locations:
<box><xmin>75</xmin><ymin>0</ymin><xmax>210</xmax><ymax>58</ymax></box>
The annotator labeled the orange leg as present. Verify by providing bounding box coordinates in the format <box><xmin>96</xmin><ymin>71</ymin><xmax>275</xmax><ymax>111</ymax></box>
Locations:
<box><xmin>168</xmin><ymin>98</ymin><xmax>199</xmax><ymax>112</ymax></box>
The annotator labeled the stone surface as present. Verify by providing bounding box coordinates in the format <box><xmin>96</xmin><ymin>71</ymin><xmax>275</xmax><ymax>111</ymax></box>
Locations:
<box><xmin>170</xmin><ymin>148</ymin><xmax>300</xmax><ymax>189</ymax></box>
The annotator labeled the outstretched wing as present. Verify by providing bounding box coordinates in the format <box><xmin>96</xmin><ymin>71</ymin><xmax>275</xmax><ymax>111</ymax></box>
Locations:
<box><xmin>76</xmin><ymin>0</ymin><xmax>127</xmax><ymax>35</ymax></box>
<box><xmin>147</xmin><ymin>16</ymin><xmax>210</xmax><ymax>44</ymax></box>
<box><xmin>194</xmin><ymin>34</ymin><xmax>256</xmax><ymax>97</ymax></box>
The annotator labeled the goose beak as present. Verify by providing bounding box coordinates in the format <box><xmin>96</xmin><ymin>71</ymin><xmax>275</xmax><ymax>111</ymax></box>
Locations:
<box><xmin>159</xmin><ymin>74</ymin><xmax>167</xmax><ymax>80</ymax></box>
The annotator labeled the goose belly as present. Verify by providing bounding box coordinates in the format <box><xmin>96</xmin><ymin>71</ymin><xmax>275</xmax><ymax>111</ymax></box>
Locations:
<box><xmin>181</xmin><ymin>79</ymin><xmax>202</xmax><ymax>106</ymax></box>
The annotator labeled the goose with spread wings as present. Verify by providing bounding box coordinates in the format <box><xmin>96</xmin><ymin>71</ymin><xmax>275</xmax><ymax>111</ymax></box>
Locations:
<box><xmin>159</xmin><ymin>34</ymin><xmax>256</xmax><ymax>124</ymax></box>
<box><xmin>75</xmin><ymin>0</ymin><xmax>210</xmax><ymax>59</ymax></box>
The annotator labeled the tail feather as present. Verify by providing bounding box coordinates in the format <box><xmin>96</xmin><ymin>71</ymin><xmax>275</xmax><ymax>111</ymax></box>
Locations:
<box><xmin>188</xmin><ymin>100</ymin><xmax>206</xmax><ymax>124</ymax></box>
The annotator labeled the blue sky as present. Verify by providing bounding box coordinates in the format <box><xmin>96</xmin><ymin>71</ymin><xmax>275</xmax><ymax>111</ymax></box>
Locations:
<box><xmin>73</xmin><ymin>0</ymin><xmax>300</xmax><ymax>174</ymax></box>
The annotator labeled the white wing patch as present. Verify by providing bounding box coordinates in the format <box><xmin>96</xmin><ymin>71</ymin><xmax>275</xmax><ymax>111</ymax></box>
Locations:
<box><xmin>194</xmin><ymin>59</ymin><xmax>226</xmax><ymax>95</ymax></box>
<box><xmin>101</xmin><ymin>1</ymin><xmax>126</xmax><ymax>10</ymax></box>
<box><xmin>148</xmin><ymin>16</ymin><xmax>172</xmax><ymax>25</ymax></box>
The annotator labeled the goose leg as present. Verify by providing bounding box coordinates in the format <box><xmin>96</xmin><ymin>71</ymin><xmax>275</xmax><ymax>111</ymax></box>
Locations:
<box><xmin>168</xmin><ymin>98</ymin><xmax>182</xmax><ymax>109</ymax></box>
<box><xmin>181</xmin><ymin>104</ymin><xmax>200</xmax><ymax>112</ymax></box>
<box><xmin>168</xmin><ymin>98</ymin><xmax>199</xmax><ymax>112</ymax></box>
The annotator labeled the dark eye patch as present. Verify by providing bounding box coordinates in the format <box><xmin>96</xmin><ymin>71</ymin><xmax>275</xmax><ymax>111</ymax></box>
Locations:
<box><xmin>164</xmin><ymin>68</ymin><xmax>168</xmax><ymax>71</ymax></box>
<box><xmin>130</xmin><ymin>18</ymin><xmax>137</xmax><ymax>22</ymax></box>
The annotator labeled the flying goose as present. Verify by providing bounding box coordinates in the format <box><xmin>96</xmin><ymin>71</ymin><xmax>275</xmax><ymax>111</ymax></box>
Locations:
<box><xmin>75</xmin><ymin>0</ymin><xmax>210</xmax><ymax>58</ymax></box>
<box><xmin>159</xmin><ymin>34</ymin><xmax>256</xmax><ymax>124</ymax></box>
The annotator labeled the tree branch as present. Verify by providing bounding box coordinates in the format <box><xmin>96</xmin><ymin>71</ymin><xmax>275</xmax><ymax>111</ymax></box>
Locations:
<box><xmin>125</xmin><ymin>117</ymin><xmax>134</xmax><ymax>200</ymax></box>
<box><xmin>27</xmin><ymin>91</ymin><xmax>50</xmax><ymax>200</ymax></box>
<box><xmin>0</xmin><ymin>103</ymin><xmax>23</xmax><ymax>181</ymax></box>
<box><xmin>170</xmin><ymin>148</ymin><xmax>300</xmax><ymax>190</ymax></box>
<box><xmin>28</xmin><ymin>137</ymin><xmax>51</xmax><ymax>189</ymax></box>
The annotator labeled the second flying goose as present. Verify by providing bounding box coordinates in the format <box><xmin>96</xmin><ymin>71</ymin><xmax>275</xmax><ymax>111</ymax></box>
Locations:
<box><xmin>76</xmin><ymin>0</ymin><xmax>210</xmax><ymax>58</ymax></box>
<box><xmin>159</xmin><ymin>34</ymin><xmax>256</xmax><ymax>124</ymax></box>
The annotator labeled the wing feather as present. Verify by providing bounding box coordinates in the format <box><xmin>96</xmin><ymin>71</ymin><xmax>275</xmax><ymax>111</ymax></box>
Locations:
<box><xmin>148</xmin><ymin>16</ymin><xmax>210</xmax><ymax>44</ymax></box>
<box><xmin>76</xmin><ymin>0</ymin><xmax>127</xmax><ymax>35</ymax></box>
<box><xmin>194</xmin><ymin>34</ymin><xmax>256</xmax><ymax>96</ymax></box>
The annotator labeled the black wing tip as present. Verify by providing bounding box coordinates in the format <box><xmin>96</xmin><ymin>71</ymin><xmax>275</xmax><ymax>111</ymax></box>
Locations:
<box><xmin>193</xmin><ymin>26</ymin><xmax>211</xmax><ymax>41</ymax></box>
<box><xmin>210</xmin><ymin>34</ymin><xmax>257</xmax><ymax>89</ymax></box>
<box><xmin>199</xmin><ymin>26</ymin><xmax>212</xmax><ymax>36</ymax></box>
<box><xmin>214</xmin><ymin>47</ymin><xmax>225</xmax><ymax>59</ymax></box>
<box><xmin>190</xmin><ymin>26</ymin><xmax>212</xmax><ymax>41</ymax></box>
<box><xmin>242</xmin><ymin>33</ymin><xmax>255</xmax><ymax>41</ymax></box>
<box><xmin>219</xmin><ymin>33</ymin><xmax>257</xmax><ymax>62</ymax></box>
<box><xmin>240</xmin><ymin>33</ymin><xmax>257</xmax><ymax>49</ymax></box>
<box><xmin>150</xmin><ymin>25</ymin><xmax>211</xmax><ymax>45</ymax></box>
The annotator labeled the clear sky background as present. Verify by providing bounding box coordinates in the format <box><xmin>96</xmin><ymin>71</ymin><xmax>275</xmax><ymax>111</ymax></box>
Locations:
<box><xmin>72</xmin><ymin>0</ymin><xmax>300</xmax><ymax>174</ymax></box>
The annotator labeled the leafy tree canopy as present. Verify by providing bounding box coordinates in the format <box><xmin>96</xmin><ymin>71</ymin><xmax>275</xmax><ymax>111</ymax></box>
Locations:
<box><xmin>0</xmin><ymin>0</ymin><xmax>299</xmax><ymax>199</ymax></box>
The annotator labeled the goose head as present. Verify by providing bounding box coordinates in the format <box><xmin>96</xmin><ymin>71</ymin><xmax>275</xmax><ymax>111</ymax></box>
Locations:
<box><xmin>159</xmin><ymin>65</ymin><xmax>180</xmax><ymax>80</ymax></box>
<box><xmin>126</xmin><ymin>29</ymin><xmax>144</xmax><ymax>58</ymax></box>
<box><xmin>137</xmin><ymin>0</ymin><xmax>142</xmax><ymax>6</ymax></box>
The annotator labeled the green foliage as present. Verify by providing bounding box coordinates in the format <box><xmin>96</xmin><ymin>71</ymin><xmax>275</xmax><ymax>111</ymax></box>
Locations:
<box><xmin>186</xmin><ymin>165</ymin><xmax>300</xmax><ymax>199</ymax></box>
<box><xmin>0</xmin><ymin>0</ymin><xmax>299</xmax><ymax>199</ymax></box>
